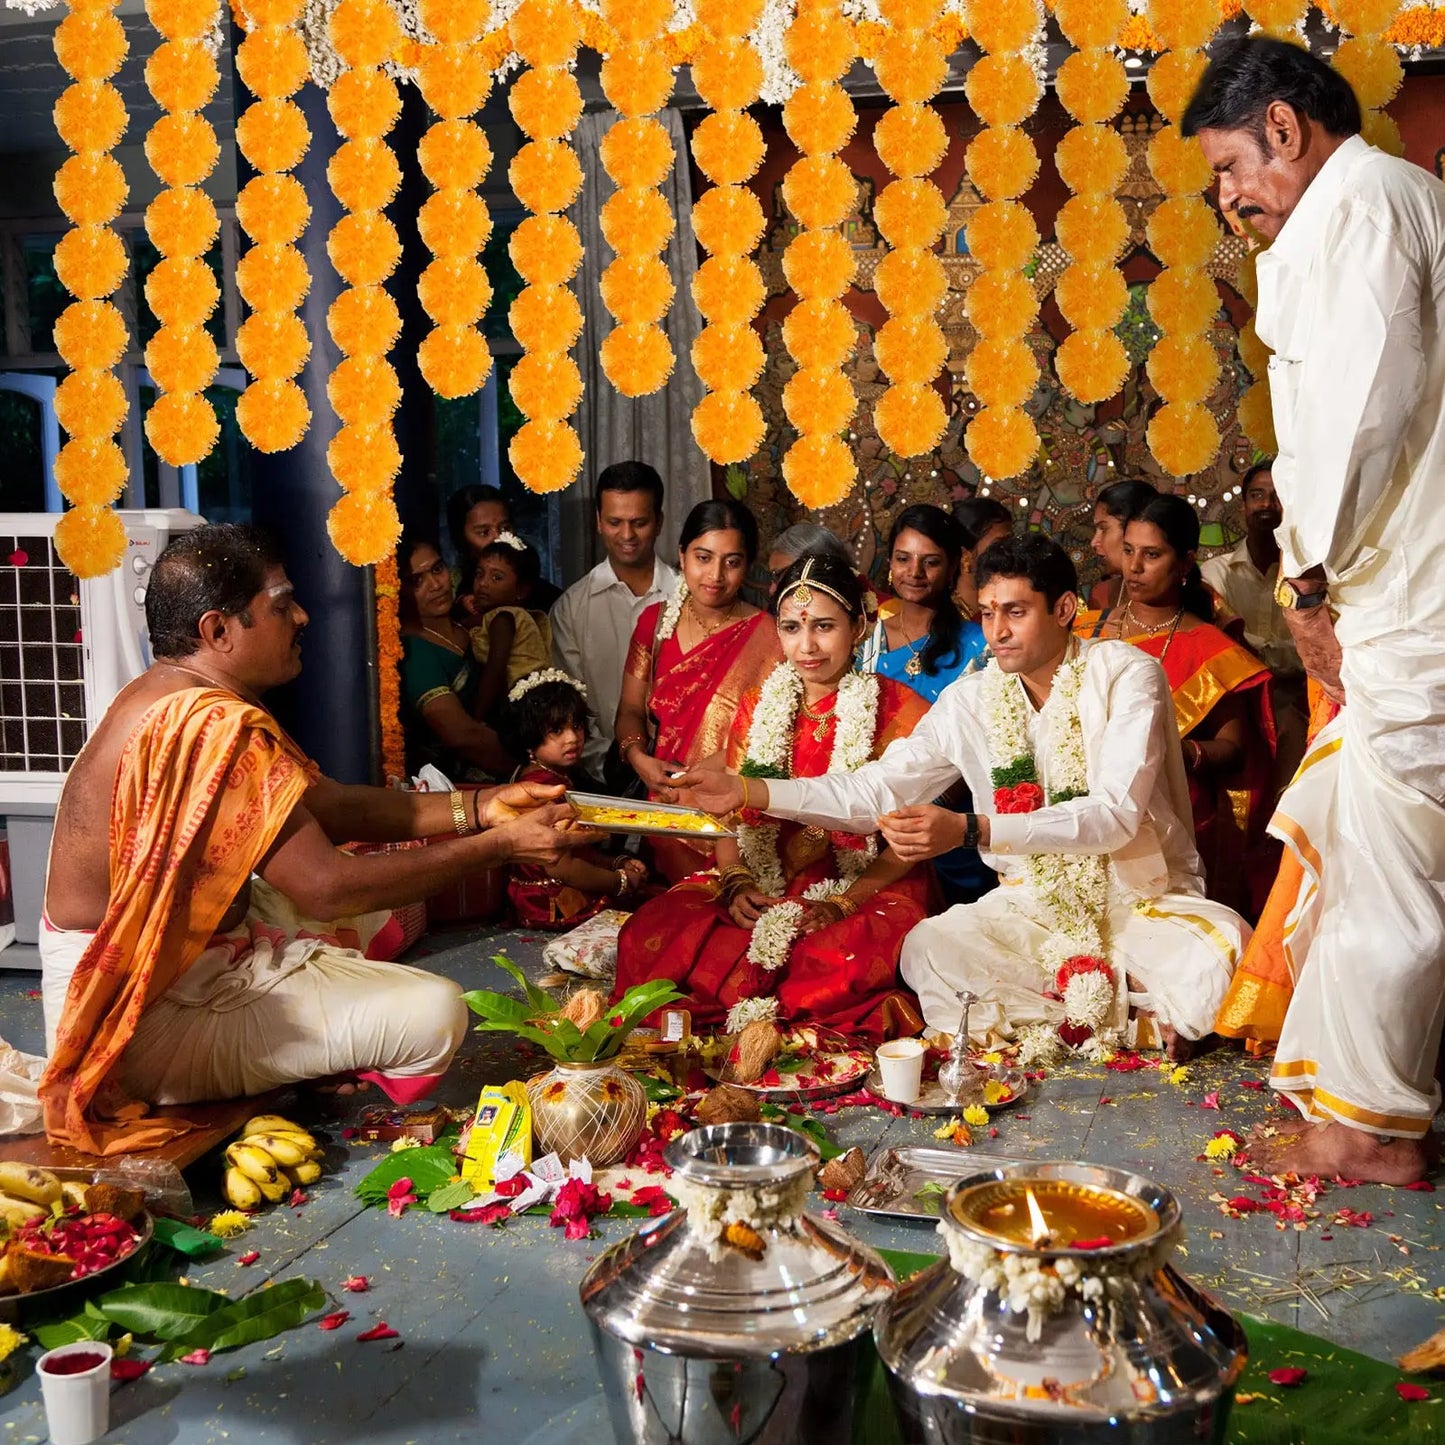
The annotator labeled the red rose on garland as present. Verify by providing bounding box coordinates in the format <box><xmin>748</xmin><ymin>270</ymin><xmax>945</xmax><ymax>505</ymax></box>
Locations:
<box><xmin>994</xmin><ymin>782</ymin><xmax>1045</xmax><ymax>814</ymax></box>
<box><xmin>1055</xmin><ymin>955</ymin><xmax>1115</xmax><ymax>993</ymax></box>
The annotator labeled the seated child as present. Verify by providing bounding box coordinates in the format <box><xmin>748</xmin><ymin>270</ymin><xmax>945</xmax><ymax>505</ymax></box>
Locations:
<box><xmin>469</xmin><ymin>534</ymin><xmax>554</xmax><ymax>716</ymax></box>
<box><xmin>499</xmin><ymin>670</ymin><xmax>650</xmax><ymax>929</ymax></box>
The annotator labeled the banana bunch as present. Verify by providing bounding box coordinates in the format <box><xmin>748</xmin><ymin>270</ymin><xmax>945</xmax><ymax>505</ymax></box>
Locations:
<box><xmin>0</xmin><ymin>1163</ymin><xmax>60</xmax><ymax>1228</ymax></box>
<box><xmin>222</xmin><ymin>1116</ymin><xmax>325</xmax><ymax>1211</ymax></box>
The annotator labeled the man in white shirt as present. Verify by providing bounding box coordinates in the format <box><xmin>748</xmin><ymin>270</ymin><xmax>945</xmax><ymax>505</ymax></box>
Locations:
<box><xmin>677</xmin><ymin>536</ymin><xmax>1247</xmax><ymax>1061</ymax></box>
<box><xmin>1186</xmin><ymin>38</ymin><xmax>1445</xmax><ymax>1183</ymax></box>
<box><xmin>1200</xmin><ymin>463</ymin><xmax>1307</xmax><ymax>781</ymax></box>
<box><xmin>551</xmin><ymin>462</ymin><xmax>680</xmax><ymax>780</ymax></box>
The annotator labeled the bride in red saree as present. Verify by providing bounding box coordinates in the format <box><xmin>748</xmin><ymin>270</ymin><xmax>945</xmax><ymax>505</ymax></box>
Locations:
<box><xmin>614</xmin><ymin>500</ymin><xmax>781</xmax><ymax>882</ymax></box>
<box><xmin>613</xmin><ymin>553</ymin><xmax>930</xmax><ymax>1041</ymax></box>
<box><xmin>1078</xmin><ymin>494</ymin><xmax>1275</xmax><ymax>915</ymax></box>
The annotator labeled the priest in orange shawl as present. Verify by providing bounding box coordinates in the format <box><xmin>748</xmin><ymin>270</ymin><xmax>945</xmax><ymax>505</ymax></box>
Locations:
<box><xmin>1078</xmin><ymin>494</ymin><xmax>1276</xmax><ymax>916</ymax></box>
<box><xmin>613</xmin><ymin>499</ymin><xmax>782</xmax><ymax>883</ymax></box>
<box><xmin>39</xmin><ymin>524</ymin><xmax>583</xmax><ymax>1155</ymax></box>
<box><xmin>613</xmin><ymin>554</ymin><xmax>930</xmax><ymax>1041</ymax></box>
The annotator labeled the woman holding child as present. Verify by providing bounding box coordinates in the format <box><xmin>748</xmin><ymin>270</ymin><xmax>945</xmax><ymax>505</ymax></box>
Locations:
<box><xmin>612</xmin><ymin>554</ymin><xmax>930</xmax><ymax>1041</ymax></box>
<box><xmin>613</xmin><ymin>499</ymin><xmax>782</xmax><ymax>882</ymax></box>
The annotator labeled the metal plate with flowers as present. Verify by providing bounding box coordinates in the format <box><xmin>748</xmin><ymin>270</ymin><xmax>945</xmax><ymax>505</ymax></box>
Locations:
<box><xmin>564</xmin><ymin>792</ymin><xmax>735</xmax><ymax>839</ymax></box>
<box><xmin>702</xmin><ymin>1048</ymin><xmax>872</xmax><ymax>1101</ymax></box>
<box><xmin>863</xmin><ymin>1059</ymin><xmax>1029</xmax><ymax>1116</ymax></box>
<box><xmin>846</xmin><ymin>1145</ymin><xmax>1023</xmax><ymax>1221</ymax></box>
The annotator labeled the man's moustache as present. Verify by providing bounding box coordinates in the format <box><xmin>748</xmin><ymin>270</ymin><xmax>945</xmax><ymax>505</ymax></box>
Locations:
<box><xmin>1236</xmin><ymin>205</ymin><xmax>1263</xmax><ymax>219</ymax></box>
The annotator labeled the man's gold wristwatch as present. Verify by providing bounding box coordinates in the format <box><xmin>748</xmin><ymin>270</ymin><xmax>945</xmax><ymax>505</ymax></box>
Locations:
<box><xmin>1274</xmin><ymin>575</ymin><xmax>1329</xmax><ymax>611</ymax></box>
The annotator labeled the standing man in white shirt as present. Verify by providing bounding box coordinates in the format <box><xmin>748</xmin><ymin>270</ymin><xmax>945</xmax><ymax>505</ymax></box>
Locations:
<box><xmin>550</xmin><ymin>462</ymin><xmax>680</xmax><ymax>782</ymax></box>
<box><xmin>676</xmin><ymin>536</ymin><xmax>1247</xmax><ymax>1062</ymax></box>
<box><xmin>1200</xmin><ymin>462</ymin><xmax>1307</xmax><ymax>781</ymax></box>
<box><xmin>1185</xmin><ymin>38</ymin><xmax>1445</xmax><ymax>1183</ymax></box>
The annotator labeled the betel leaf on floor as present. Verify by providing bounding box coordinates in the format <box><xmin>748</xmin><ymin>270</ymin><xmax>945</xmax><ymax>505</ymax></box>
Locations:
<box><xmin>95</xmin><ymin>1281</ymin><xmax>228</xmax><ymax>1341</ymax></box>
<box><xmin>871</xmin><ymin>1250</ymin><xmax>1442</xmax><ymax>1445</ymax></box>
<box><xmin>759</xmin><ymin>1104</ymin><xmax>842</xmax><ymax>1160</ymax></box>
<box><xmin>355</xmin><ymin>1141</ymin><xmax>461</xmax><ymax>1205</ymax></box>
<box><xmin>156</xmin><ymin>1278</ymin><xmax>326</xmax><ymax>1364</ymax></box>
<box><xmin>29</xmin><ymin>1312</ymin><xmax>112</xmax><ymax>1351</ymax></box>
<box><xmin>427</xmin><ymin>1178</ymin><xmax>479</xmax><ymax>1213</ymax></box>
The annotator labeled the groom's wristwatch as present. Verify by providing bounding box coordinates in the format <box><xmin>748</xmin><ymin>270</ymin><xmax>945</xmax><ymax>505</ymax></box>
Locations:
<box><xmin>961</xmin><ymin>813</ymin><xmax>981</xmax><ymax>849</ymax></box>
<box><xmin>1274</xmin><ymin>576</ymin><xmax>1329</xmax><ymax>611</ymax></box>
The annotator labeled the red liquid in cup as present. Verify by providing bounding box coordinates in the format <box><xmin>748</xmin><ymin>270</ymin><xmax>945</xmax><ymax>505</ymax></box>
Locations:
<box><xmin>41</xmin><ymin>1351</ymin><xmax>106</xmax><ymax>1376</ymax></box>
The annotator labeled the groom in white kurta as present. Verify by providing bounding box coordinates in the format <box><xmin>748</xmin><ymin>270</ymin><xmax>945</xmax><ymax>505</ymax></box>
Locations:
<box><xmin>1189</xmin><ymin>38</ymin><xmax>1445</xmax><ymax>1182</ymax></box>
<box><xmin>678</xmin><ymin>537</ymin><xmax>1248</xmax><ymax>1052</ymax></box>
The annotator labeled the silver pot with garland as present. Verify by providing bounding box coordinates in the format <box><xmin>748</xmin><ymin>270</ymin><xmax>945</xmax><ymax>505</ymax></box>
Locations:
<box><xmin>875</xmin><ymin>1161</ymin><xmax>1247</xmax><ymax>1443</ymax></box>
<box><xmin>579</xmin><ymin>1121</ymin><xmax>896</xmax><ymax>1444</ymax></box>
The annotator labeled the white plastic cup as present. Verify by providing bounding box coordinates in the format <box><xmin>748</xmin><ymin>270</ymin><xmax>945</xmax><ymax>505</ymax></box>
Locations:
<box><xmin>876</xmin><ymin>1038</ymin><xmax>926</xmax><ymax>1104</ymax></box>
<box><xmin>36</xmin><ymin>1341</ymin><xmax>112</xmax><ymax>1445</ymax></box>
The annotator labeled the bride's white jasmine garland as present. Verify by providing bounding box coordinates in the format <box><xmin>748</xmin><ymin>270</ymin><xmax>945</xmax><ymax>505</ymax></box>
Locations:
<box><xmin>980</xmin><ymin>648</ymin><xmax>1124</xmax><ymax>1055</ymax></box>
<box><xmin>655</xmin><ymin>581</ymin><xmax>688</xmax><ymax>645</ymax></box>
<box><xmin>939</xmin><ymin>1217</ymin><xmax>1185</xmax><ymax>1343</ymax></box>
<box><xmin>725</xmin><ymin>995</ymin><xmax>779</xmax><ymax>1033</ymax></box>
<box><xmin>744</xmin><ymin>878</ymin><xmax>851</xmax><ymax>973</ymax></box>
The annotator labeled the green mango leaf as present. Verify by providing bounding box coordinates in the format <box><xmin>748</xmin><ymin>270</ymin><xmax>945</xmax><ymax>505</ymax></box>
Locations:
<box><xmin>461</xmin><ymin>990</ymin><xmax>535</xmax><ymax>1028</ymax></box>
<box><xmin>427</xmin><ymin>1178</ymin><xmax>479</xmax><ymax>1213</ymax></box>
<box><xmin>490</xmin><ymin>953</ymin><xmax>559</xmax><ymax>1018</ymax></box>
<box><xmin>96</xmin><ymin>1282</ymin><xmax>228</xmax><ymax>1341</ymax></box>
<box><xmin>30</xmin><ymin>1313</ymin><xmax>113</xmax><ymax>1350</ymax></box>
<box><xmin>355</xmin><ymin>1142</ymin><xmax>461</xmax><ymax>1205</ymax></box>
<box><xmin>158</xmin><ymin>1278</ymin><xmax>326</xmax><ymax>1363</ymax></box>
<box><xmin>758</xmin><ymin>1104</ymin><xmax>842</xmax><ymax>1161</ymax></box>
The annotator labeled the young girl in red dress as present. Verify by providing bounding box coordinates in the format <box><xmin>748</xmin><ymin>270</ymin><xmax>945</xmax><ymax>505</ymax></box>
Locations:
<box><xmin>500</xmin><ymin>671</ymin><xmax>649</xmax><ymax>929</ymax></box>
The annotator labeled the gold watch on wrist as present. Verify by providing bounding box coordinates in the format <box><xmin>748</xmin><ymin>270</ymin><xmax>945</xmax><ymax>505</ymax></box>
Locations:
<box><xmin>1274</xmin><ymin>575</ymin><xmax>1329</xmax><ymax>612</ymax></box>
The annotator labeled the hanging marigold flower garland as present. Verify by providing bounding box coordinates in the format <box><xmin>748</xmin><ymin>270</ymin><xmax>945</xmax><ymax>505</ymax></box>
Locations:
<box><xmin>506</xmin><ymin>0</ymin><xmax>586</xmax><ymax>495</ymax></box>
<box><xmin>324</xmin><ymin>0</ymin><xmax>405</xmax><ymax>565</ymax></box>
<box><xmin>232</xmin><ymin>0</ymin><xmax>313</xmax><ymax>454</ymax></box>
<box><xmin>689</xmin><ymin>0</ymin><xmax>768</xmax><ymax>467</ymax></box>
<box><xmin>868</xmin><ymin>0</ymin><xmax>951</xmax><ymax>458</ymax></box>
<box><xmin>1144</xmin><ymin>0</ymin><xmax>1222</xmax><ymax>478</ymax></box>
<box><xmin>373</xmin><ymin>553</ymin><xmax>406</xmax><ymax>780</ymax></box>
<box><xmin>49</xmin><ymin>0</ymin><xmax>132</xmax><ymax>576</ymax></box>
<box><xmin>1332</xmin><ymin>0</ymin><xmax>1406</xmax><ymax>157</ymax></box>
<box><xmin>597</xmin><ymin>0</ymin><xmax>678</xmax><ymax>398</ymax></box>
<box><xmin>1051</xmin><ymin>0</ymin><xmax>1132</xmax><ymax>405</ymax></box>
<box><xmin>414</xmin><ymin>0</ymin><xmax>495</xmax><ymax>402</ymax></box>
<box><xmin>142</xmin><ymin>0</ymin><xmax>223</xmax><ymax>470</ymax></box>
<box><xmin>779</xmin><ymin>0</ymin><xmax>861</xmax><ymax>510</ymax></box>
<box><xmin>962</xmin><ymin>0</ymin><xmax>1043</xmax><ymax>482</ymax></box>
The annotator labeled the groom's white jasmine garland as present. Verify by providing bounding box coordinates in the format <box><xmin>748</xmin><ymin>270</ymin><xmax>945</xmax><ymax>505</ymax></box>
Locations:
<box><xmin>734</xmin><ymin>664</ymin><xmax>881</xmax><ymax>980</ymax></box>
<box><xmin>980</xmin><ymin>649</ymin><xmax>1124</xmax><ymax>1056</ymax></box>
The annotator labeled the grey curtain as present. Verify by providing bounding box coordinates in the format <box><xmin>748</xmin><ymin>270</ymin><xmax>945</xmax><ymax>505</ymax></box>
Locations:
<box><xmin>562</xmin><ymin>107</ymin><xmax>709</xmax><ymax>584</ymax></box>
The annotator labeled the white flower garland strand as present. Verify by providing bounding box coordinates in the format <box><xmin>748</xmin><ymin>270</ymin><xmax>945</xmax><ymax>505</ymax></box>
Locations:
<box><xmin>726</xmin><ymin>995</ymin><xmax>779</xmax><ymax>1033</ymax></box>
<box><xmin>980</xmin><ymin>651</ymin><xmax>1123</xmax><ymax>1050</ymax></box>
<box><xmin>939</xmin><ymin>1217</ymin><xmax>1185</xmax><ymax>1343</ymax></box>
<box><xmin>655</xmin><ymin>580</ymin><xmax>688</xmax><ymax>645</ymax></box>
<box><xmin>669</xmin><ymin>1170</ymin><xmax>814</xmax><ymax>1263</ymax></box>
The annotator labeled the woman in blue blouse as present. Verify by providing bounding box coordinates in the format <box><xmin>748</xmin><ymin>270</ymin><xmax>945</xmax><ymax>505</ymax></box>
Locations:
<box><xmin>858</xmin><ymin>504</ymin><xmax>986</xmax><ymax>703</ymax></box>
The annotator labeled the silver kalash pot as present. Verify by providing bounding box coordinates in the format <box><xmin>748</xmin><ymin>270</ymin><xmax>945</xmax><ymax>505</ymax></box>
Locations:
<box><xmin>580</xmin><ymin>1122</ymin><xmax>895</xmax><ymax>1443</ymax></box>
<box><xmin>875</xmin><ymin>1162</ymin><xmax>1247</xmax><ymax>1444</ymax></box>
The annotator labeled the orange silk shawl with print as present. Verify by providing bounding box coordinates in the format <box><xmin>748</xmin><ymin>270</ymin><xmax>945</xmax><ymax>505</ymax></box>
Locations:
<box><xmin>41</xmin><ymin>688</ymin><xmax>314</xmax><ymax>1154</ymax></box>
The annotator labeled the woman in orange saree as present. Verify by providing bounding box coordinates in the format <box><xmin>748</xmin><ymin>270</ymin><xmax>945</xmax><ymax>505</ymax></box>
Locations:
<box><xmin>614</xmin><ymin>500</ymin><xmax>782</xmax><ymax>882</ymax></box>
<box><xmin>1079</xmin><ymin>495</ymin><xmax>1276</xmax><ymax>916</ymax></box>
<box><xmin>613</xmin><ymin>554</ymin><xmax>931</xmax><ymax>1041</ymax></box>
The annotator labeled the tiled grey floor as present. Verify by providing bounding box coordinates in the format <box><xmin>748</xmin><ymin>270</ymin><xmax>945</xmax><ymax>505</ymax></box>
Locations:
<box><xmin>0</xmin><ymin>924</ymin><xmax>1439</xmax><ymax>1442</ymax></box>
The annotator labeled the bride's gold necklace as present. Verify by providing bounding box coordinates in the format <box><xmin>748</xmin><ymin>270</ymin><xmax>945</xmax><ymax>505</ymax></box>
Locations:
<box><xmin>800</xmin><ymin>693</ymin><xmax>837</xmax><ymax>742</ymax></box>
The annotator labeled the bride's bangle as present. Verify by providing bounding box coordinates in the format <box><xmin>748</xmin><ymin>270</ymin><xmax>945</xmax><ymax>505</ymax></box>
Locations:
<box><xmin>831</xmin><ymin>894</ymin><xmax>860</xmax><ymax>919</ymax></box>
<box><xmin>740</xmin><ymin>776</ymin><xmax>751</xmax><ymax>811</ymax></box>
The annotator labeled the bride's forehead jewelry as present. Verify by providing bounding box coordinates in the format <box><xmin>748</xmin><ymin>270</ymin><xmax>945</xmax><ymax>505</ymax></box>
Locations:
<box><xmin>782</xmin><ymin>557</ymin><xmax>849</xmax><ymax>613</ymax></box>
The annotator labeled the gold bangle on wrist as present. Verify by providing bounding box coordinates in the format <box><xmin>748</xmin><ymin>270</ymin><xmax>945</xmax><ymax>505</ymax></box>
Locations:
<box><xmin>832</xmin><ymin>894</ymin><xmax>860</xmax><ymax>919</ymax></box>
<box><xmin>739</xmin><ymin>775</ymin><xmax>751</xmax><ymax>811</ymax></box>
<box><xmin>450</xmin><ymin>790</ymin><xmax>472</xmax><ymax>837</ymax></box>
<box><xmin>618</xmin><ymin>734</ymin><xmax>645</xmax><ymax>758</ymax></box>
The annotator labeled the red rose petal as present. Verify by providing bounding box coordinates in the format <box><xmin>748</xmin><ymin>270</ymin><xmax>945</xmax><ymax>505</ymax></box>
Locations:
<box><xmin>110</xmin><ymin>1358</ymin><xmax>151</xmax><ymax>1381</ymax></box>
<box><xmin>1405</xmin><ymin>1181</ymin><xmax>1436</xmax><ymax>1192</ymax></box>
<box><xmin>289</xmin><ymin>1188</ymin><xmax>308</xmax><ymax>1208</ymax></box>
<box><xmin>1396</xmin><ymin>1382</ymin><xmax>1431</xmax><ymax>1402</ymax></box>
<box><xmin>179</xmin><ymin>1348</ymin><xmax>211</xmax><ymax>1366</ymax></box>
<box><xmin>357</xmin><ymin>1322</ymin><xmax>399</xmax><ymax>1342</ymax></box>
<box><xmin>8</xmin><ymin>550</ymin><xmax>27</xmax><ymax>567</ymax></box>
<box><xmin>237</xmin><ymin>1250</ymin><xmax>260</xmax><ymax>1266</ymax></box>
<box><xmin>342</xmin><ymin>1275</ymin><xmax>370</xmax><ymax>1292</ymax></box>
<box><xmin>319</xmin><ymin>1310</ymin><xmax>350</xmax><ymax>1331</ymax></box>
<box><xmin>1268</xmin><ymin>1367</ymin><xmax>1308</xmax><ymax>1387</ymax></box>
<box><xmin>1201</xmin><ymin>1091</ymin><xmax>1220</xmax><ymax>1110</ymax></box>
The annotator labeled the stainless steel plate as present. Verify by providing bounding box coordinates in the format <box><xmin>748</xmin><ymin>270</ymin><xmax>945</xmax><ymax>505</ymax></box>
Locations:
<box><xmin>862</xmin><ymin>1062</ymin><xmax>1029</xmax><ymax>1116</ymax></box>
<box><xmin>565</xmin><ymin>791</ymin><xmax>735</xmax><ymax>839</ymax></box>
<box><xmin>846</xmin><ymin>1145</ymin><xmax>1022</xmax><ymax>1221</ymax></box>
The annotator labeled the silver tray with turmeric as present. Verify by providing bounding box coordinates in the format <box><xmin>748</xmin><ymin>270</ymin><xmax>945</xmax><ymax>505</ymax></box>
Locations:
<box><xmin>565</xmin><ymin>791</ymin><xmax>734</xmax><ymax>839</ymax></box>
<box><xmin>847</xmin><ymin>1145</ymin><xmax>1022</xmax><ymax>1221</ymax></box>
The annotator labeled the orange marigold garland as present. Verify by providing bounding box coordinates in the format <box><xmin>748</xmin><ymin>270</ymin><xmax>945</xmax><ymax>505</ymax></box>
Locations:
<box><xmin>962</xmin><ymin>0</ymin><xmax>1043</xmax><ymax>481</ymax></box>
<box><xmin>1333</xmin><ymin>1</ymin><xmax>1406</xmax><ymax>158</ymax></box>
<box><xmin>324</xmin><ymin>0</ymin><xmax>404</xmax><ymax>564</ymax></box>
<box><xmin>868</xmin><ymin>0</ymin><xmax>950</xmax><ymax>458</ymax></box>
<box><xmin>49</xmin><ymin>0</ymin><xmax>132</xmax><ymax>575</ymax></box>
<box><xmin>1051</xmin><ymin>0</ymin><xmax>1130</xmax><ymax>406</ymax></box>
<box><xmin>373</xmin><ymin>553</ymin><xmax>406</xmax><ymax>781</ymax></box>
<box><xmin>597</xmin><ymin>0</ymin><xmax>677</xmax><ymax>398</ymax></box>
<box><xmin>415</xmin><ymin>0</ymin><xmax>495</xmax><ymax>403</ymax></box>
<box><xmin>142</xmin><ymin>0</ymin><xmax>222</xmax><ymax>469</ymax></box>
<box><xmin>689</xmin><ymin>0</ymin><xmax>767</xmax><ymax>466</ymax></box>
<box><xmin>506</xmin><ymin>0</ymin><xmax>586</xmax><ymax>494</ymax></box>
<box><xmin>232</xmin><ymin>0</ymin><xmax>313</xmax><ymax>454</ymax></box>
<box><xmin>778</xmin><ymin>0</ymin><xmax>859</xmax><ymax>510</ymax></box>
<box><xmin>1144</xmin><ymin>0</ymin><xmax>1222</xmax><ymax>477</ymax></box>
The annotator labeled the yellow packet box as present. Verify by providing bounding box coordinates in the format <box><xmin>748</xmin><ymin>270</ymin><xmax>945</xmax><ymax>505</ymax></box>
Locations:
<box><xmin>461</xmin><ymin>1081</ymin><xmax>532</xmax><ymax>1186</ymax></box>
